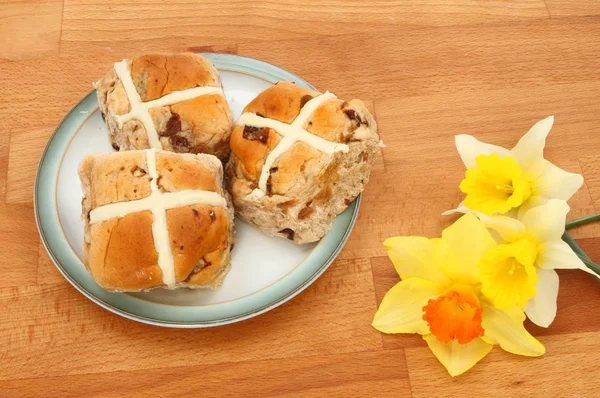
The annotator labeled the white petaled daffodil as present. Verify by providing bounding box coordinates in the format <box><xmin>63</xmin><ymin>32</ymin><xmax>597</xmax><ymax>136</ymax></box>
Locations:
<box><xmin>445</xmin><ymin>116</ymin><xmax>584</xmax><ymax>217</ymax></box>
<box><xmin>372</xmin><ymin>213</ymin><xmax>545</xmax><ymax>377</ymax></box>
<box><xmin>475</xmin><ymin>199</ymin><xmax>596</xmax><ymax>328</ymax></box>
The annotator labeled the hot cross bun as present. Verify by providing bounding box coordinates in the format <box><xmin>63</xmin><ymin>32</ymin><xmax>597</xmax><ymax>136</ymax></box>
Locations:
<box><xmin>226</xmin><ymin>82</ymin><xmax>381</xmax><ymax>244</ymax></box>
<box><xmin>95</xmin><ymin>53</ymin><xmax>233</xmax><ymax>161</ymax></box>
<box><xmin>79</xmin><ymin>150</ymin><xmax>234</xmax><ymax>292</ymax></box>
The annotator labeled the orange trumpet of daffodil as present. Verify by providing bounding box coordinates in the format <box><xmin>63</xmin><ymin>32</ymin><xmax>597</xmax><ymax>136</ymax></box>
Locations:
<box><xmin>372</xmin><ymin>213</ymin><xmax>545</xmax><ymax>376</ymax></box>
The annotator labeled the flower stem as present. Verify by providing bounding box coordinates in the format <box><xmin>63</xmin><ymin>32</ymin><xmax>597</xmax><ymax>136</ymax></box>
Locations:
<box><xmin>562</xmin><ymin>232</ymin><xmax>600</xmax><ymax>277</ymax></box>
<box><xmin>566</xmin><ymin>213</ymin><xmax>600</xmax><ymax>229</ymax></box>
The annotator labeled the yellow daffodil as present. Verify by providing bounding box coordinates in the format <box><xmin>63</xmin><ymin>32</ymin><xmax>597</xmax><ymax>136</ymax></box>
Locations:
<box><xmin>372</xmin><ymin>213</ymin><xmax>545</xmax><ymax>376</ymax></box>
<box><xmin>446</xmin><ymin>116</ymin><xmax>583</xmax><ymax>216</ymax></box>
<box><xmin>476</xmin><ymin>199</ymin><xmax>595</xmax><ymax>327</ymax></box>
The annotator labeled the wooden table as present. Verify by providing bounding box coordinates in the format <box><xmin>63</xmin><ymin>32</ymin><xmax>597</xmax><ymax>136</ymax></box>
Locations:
<box><xmin>2</xmin><ymin>1</ymin><xmax>600</xmax><ymax>396</ymax></box>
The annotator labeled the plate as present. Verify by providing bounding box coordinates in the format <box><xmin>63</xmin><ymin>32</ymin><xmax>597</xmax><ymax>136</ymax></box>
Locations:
<box><xmin>35</xmin><ymin>53</ymin><xmax>360</xmax><ymax>328</ymax></box>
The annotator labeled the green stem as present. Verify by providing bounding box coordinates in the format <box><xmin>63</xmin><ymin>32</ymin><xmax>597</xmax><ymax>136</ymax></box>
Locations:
<box><xmin>581</xmin><ymin>257</ymin><xmax>600</xmax><ymax>276</ymax></box>
<box><xmin>562</xmin><ymin>232</ymin><xmax>600</xmax><ymax>276</ymax></box>
<box><xmin>566</xmin><ymin>213</ymin><xmax>600</xmax><ymax>229</ymax></box>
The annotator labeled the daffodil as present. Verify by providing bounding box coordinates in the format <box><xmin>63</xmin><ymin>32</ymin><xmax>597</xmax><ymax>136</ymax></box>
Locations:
<box><xmin>446</xmin><ymin>116</ymin><xmax>583</xmax><ymax>217</ymax></box>
<box><xmin>475</xmin><ymin>199</ymin><xmax>595</xmax><ymax>327</ymax></box>
<box><xmin>372</xmin><ymin>213</ymin><xmax>545</xmax><ymax>376</ymax></box>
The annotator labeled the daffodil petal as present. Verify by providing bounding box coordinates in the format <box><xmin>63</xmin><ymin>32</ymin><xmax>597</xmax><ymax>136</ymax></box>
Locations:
<box><xmin>441</xmin><ymin>201</ymin><xmax>469</xmax><ymax>216</ymax></box>
<box><xmin>455</xmin><ymin>134</ymin><xmax>511</xmax><ymax>169</ymax></box>
<box><xmin>520</xmin><ymin>199</ymin><xmax>569</xmax><ymax>242</ymax></box>
<box><xmin>436</xmin><ymin>213</ymin><xmax>497</xmax><ymax>285</ymax></box>
<box><xmin>372</xmin><ymin>278</ymin><xmax>445</xmax><ymax>335</ymax></box>
<box><xmin>533</xmin><ymin>159</ymin><xmax>584</xmax><ymax>201</ymax></box>
<box><xmin>524</xmin><ymin>268</ymin><xmax>559</xmax><ymax>328</ymax></box>
<box><xmin>538</xmin><ymin>240</ymin><xmax>596</xmax><ymax>275</ymax></box>
<box><xmin>423</xmin><ymin>335</ymin><xmax>493</xmax><ymax>377</ymax></box>
<box><xmin>481</xmin><ymin>302</ymin><xmax>545</xmax><ymax>357</ymax></box>
<box><xmin>516</xmin><ymin>195</ymin><xmax>548</xmax><ymax>219</ymax></box>
<box><xmin>384</xmin><ymin>237</ymin><xmax>450</xmax><ymax>284</ymax></box>
<box><xmin>476</xmin><ymin>211</ymin><xmax>526</xmax><ymax>242</ymax></box>
<box><xmin>511</xmin><ymin>116</ymin><xmax>553</xmax><ymax>178</ymax></box>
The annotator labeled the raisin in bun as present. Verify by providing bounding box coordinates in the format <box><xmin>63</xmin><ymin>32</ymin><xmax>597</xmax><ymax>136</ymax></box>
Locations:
<box><xmin>226</xmin><ymin>82</ymin><xmax>381</xmax><ymax>244</ymax></box>
<box><xmin>95</xmin><ymin>53</ymin><xmax>233</xmax><ymax>161</ymax></box>
<box><xmin>79</xmin><ymin>150</ymin><xmax>234</xmax><ymax>292</ymax></box>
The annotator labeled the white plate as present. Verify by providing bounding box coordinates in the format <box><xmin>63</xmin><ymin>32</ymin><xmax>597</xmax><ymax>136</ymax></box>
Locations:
<box><xmin>35</xmin><ymin>53</ymin><xmax>360</xmax><ymax>327</ymax></box>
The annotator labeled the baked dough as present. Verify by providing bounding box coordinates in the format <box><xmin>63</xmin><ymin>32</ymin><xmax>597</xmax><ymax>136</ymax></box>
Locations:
<box><xmin>226</xmin><ymin>82</ymin><xmax>381</xmax><ymax>244</ymax></box>
<box><xmin>79</xmin><ymin>150</ymin><xmax>234</xmax><ymax>292</ymax></box>
<box><xmin>95</xmin><ymin>53</ymin><xmax>233</xmax><ymax>161</ymax></box>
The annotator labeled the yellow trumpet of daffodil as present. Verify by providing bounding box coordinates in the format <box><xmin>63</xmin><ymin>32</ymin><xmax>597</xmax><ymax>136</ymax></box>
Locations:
<box><xmin>446</xmin><ymin>116</ymin><xmax>583</xmax><ymax>217</ymax></box>
<box><xmin>372</xmin><ymin>213</ymin><xmax>545</xmax><ymax>377</ymax></box>
<box><xmin>476</xmin><ymin>199</ymin><xmax>595</xmax><ymax>327</ymax></box>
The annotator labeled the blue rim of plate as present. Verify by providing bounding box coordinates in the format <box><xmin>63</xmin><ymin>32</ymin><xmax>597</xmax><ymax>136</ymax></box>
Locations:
<box><xmin>34</xmin><ymin>53</ymin><xmax>361</xmax><ymax>328</ymax></box>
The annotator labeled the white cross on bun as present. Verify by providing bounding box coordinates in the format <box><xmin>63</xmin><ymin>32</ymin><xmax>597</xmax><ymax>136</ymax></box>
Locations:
<box><xmin>95</xmin><ymin>53</ymin><xmax>233</xmax><ymax>161</ymax></box>
<box><xmin>226</xmin><ymin>82</ymin><xmax>381</xmax><ymax>244</ymax></box>
<box><xmin>79</xmin><ymin>150</ymin><xmax>235</xmax><ymax>292</ymax></box>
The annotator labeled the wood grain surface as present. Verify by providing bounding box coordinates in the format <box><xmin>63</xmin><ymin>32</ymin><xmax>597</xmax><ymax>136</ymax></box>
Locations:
<box><xmin>1</xmin><ymin>1</ymin><xmax>600</xmax><ymax>397</ymax></box>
